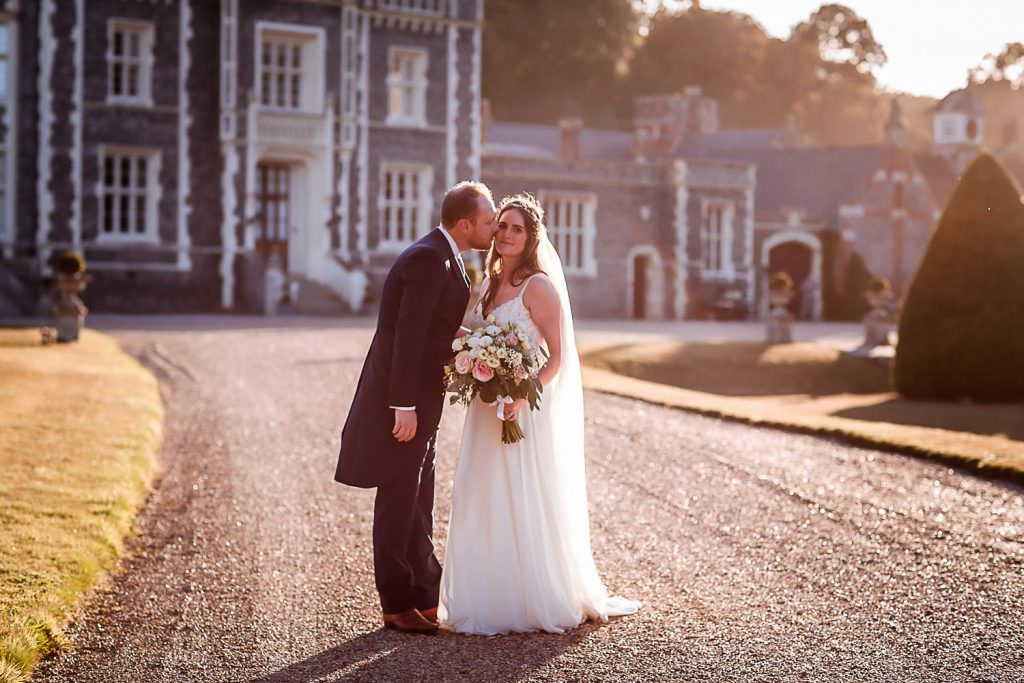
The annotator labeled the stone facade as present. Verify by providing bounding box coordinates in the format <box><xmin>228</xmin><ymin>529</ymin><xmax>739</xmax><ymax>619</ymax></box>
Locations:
<box><xmin>1</xmin><ymin>0</ymin><xmax>483</xmax><ymax>313</ymax></box>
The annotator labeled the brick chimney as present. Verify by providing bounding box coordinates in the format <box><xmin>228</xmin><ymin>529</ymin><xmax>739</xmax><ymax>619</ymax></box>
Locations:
<box><xmin>559</xmin><ymin>117</ymin><xmax>582</xmax><ymax>162</ymax></box>
<box><xmin>634</xmin><ymin>87</ymin><xmax>719</xmax><ymax>159</ymax></box>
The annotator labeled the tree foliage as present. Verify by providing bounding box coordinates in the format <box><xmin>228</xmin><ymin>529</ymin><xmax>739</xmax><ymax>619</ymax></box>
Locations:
<box><xmin>482</xmin><ymin>0</ymin><xmax>638</xmax><ymax>127</ymax></box>
<box><xmin>894</xmin><ymin>153</ymin><xmax>1024</xmax><ymax>401</ymax></box>
<box><xmin>482</xmin><ymin>2</ymin><xmax>898</xmax><ymax>146</ymax></box>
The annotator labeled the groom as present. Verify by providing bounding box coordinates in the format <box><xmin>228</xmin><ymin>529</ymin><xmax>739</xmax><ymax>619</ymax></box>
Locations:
<box><xmin>335</xmin><ymin>181</ymin><xmax>496</xmax><ymax>633</ymax></box>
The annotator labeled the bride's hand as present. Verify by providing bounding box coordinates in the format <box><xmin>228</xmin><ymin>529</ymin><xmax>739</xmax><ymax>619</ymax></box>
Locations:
<box><xmin>504</xmin><ymin>397</ymin><xmax>528</xmax><ymax>422</ymax></box>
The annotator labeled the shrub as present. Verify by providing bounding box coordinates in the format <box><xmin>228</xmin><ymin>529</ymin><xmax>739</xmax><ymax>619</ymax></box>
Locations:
<box><xmin>894</xmin><ymin>152</ymin><xmax>1024</xmax><ymax>401</ymax></box>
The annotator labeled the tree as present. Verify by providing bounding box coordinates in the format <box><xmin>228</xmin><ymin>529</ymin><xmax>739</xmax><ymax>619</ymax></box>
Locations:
<box><xmin>970</xmin><ymin>42</ymin><xmax>1024</xmax><ymax>88</ymax></box>
<box><xmin>787</xmin><ymin>4</ymin><xmax>889</xmax><ymax>146</ymax></box>
<box><xmin>894</xmin><ymin>153</ymin><xmax>1024</xmax><ymax>401</ymax></box>
<box><xmin>482</xmin><ymin>0</ymin><xmax>639</xmax><ymax>127</ymax></box>
<box><xmin>790</xmin><ymin>3</ymin><xmax>887</xmax><ymax>77</ymax></box>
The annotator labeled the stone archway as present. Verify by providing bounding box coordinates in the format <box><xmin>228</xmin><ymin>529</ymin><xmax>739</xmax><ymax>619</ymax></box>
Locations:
<box><xmin>626</xmin><ymin>245</ymin><xmax>664</xmax><ymax>320</ymax></box>
<box><xmin>761</xmin><ymin>231</ymin><xmax>822</xmax><ymax>320</ymax></box>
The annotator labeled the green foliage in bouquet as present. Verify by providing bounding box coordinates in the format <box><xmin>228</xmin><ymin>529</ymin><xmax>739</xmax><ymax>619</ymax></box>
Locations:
<box><xmin>895</xmin><ymin>152</ymin><xmax>1024</xmax><ymax>401</ymax></box>
<box><xmin>444</xmin><ymin>320</ymin><xmax>547</xmax><ymax>444</ymax></box>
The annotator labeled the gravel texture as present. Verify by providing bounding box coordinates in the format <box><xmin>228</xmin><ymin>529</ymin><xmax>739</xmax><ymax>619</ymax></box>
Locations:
<box><xmin>32</xmin><ymin>321</ymin><xmax>1024</xmax><ymax>682</ymax></box>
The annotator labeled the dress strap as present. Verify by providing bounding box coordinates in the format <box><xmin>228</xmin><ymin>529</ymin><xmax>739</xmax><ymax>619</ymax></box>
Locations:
<box><xmin>516</xmin><ymin>273</ymin><xmax>541</xmax><ymax>300</ymax></box>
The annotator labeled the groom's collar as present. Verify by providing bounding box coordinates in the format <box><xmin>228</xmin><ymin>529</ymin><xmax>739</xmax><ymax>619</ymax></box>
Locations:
<box><xmin>436</xmin><ymin>226</ymin><xmax>462</xmax><ymax>259</ymax></box>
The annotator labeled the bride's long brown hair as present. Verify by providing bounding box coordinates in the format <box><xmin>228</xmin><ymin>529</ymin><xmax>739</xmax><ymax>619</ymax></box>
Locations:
<box><xmin>480</xmin><ymin>193</ymin><xmax>547</xmax><ymax>317</ymax></box>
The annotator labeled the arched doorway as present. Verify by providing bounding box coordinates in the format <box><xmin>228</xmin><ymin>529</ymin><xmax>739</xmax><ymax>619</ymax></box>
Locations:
<box><xmin>626</xmin><ymin>245</ymin><xmax>664</xmax><ymax>320</ymax></box>
<box><xmin>761</xmin><ymin>232</ymin><xmax>822</xmax><ymax>320</ymax></box>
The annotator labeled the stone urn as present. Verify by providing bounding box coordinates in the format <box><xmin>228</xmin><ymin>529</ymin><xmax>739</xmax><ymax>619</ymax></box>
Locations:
<box><xmin>765</xmin><ymin>272</ymin><xmax>795</xmax><ymax>344</ymax></box>
<box><xmin>51</xmin><ymin>251</ymin><xmax>91</xmax><ymax>343</ymax></box>
<box><xmin>862</xmin><ymin>277</ymin><xmax>897</xmax><ymax>347</ymax></box>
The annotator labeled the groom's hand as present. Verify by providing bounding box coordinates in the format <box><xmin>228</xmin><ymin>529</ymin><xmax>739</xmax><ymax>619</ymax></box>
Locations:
<box><xmin>393</xmin><ymin>410</ymin><xmax>418</xmax><ymax>442</ymax></box>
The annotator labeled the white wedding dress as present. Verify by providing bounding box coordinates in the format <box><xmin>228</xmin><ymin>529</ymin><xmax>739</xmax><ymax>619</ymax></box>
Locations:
<box><xmin>439</xmin><ymin>237</ymin><xmax>639</xmax><ymax>635</ymax></box>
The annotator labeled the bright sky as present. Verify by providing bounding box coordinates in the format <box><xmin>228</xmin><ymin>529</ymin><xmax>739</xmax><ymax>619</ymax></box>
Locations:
<box><xmin>698</xmin><ymin>0</ymin><xmax>1024</xmax><ymax>98</ymax></box>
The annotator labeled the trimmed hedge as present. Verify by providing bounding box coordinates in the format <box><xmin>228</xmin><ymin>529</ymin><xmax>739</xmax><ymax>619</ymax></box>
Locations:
<box><xmin>894</xmin><ymin>152</ymin><xmax>1024</xmax><ymax>401</ymax></box>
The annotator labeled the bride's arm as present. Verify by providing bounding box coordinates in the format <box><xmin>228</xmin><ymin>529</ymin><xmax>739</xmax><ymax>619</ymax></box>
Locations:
<box><xmin>523</xmin><ymin>276</ymin><xmax>562</xmax><ymax>388</ymax></box>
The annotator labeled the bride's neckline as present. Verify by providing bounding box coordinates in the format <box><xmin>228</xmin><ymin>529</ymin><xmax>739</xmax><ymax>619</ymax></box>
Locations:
<box><xmin>481</xmin><ymin>274</ymin><xmax>539</xmax><ymax>319</ymax></box>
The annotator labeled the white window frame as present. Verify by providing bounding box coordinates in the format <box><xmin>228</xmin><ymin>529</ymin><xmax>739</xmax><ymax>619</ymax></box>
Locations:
<box><xmin>377</xmin><ymin>163</ymin><xmax>433</xmax><ymax>251</ymax></box>
<box><xmin>700</xmin><ymin>199</ymin><xmax>735</xmax><ymax>276</ymax></box>
<box><xmin>0</xmin><ymin>22</ymin><xmax>11</xmax><ymax>103</ymax></box>
<box><xmin>96</xmin><ymin>146</ymin><xmax>161</xmax><ymax>244</ymax></box>
<box><xmin>106</xmin><ymin>19</ymin><xmax>155</xmax><ymax>107</ymax></box>
<box><xmin>540</xmin><ymin>191</ymin><xmax>597</xmax><ymax>277</ymax></box>
<box><xmin>386</xmin><ymin>46</ymin><xmax>428</xmax><ymax>127</ymax></box>
<box><xmin>255</xmin><ymin>22</ymin><xmax>325</xmax><ymax>114</ymax></box>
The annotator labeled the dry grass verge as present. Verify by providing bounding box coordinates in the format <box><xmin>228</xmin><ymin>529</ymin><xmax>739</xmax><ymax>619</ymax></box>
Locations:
<box><xmin>0</xmin><ymin>329</ymin><xmax>163</xmax><ymax>683</ymax></box>
<box><xmin>582</xmin><ymin>341</ymin><xmax>1024</xmax><ymax>484</ymax></box>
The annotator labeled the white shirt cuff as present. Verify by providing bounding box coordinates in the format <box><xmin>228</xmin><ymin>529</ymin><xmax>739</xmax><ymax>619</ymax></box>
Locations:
<box><xmin>390</xmin><ymin>406</ymin><xmax>416</xmax><ymax>411</ymax></box>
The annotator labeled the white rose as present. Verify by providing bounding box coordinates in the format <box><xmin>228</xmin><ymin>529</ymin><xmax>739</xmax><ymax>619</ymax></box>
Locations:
<box><xmin>469</xmin><ymin>348</ymin><xmax>482</xmax><ymax>359</ymax></box>
<box><xmin>485</xmin><ymin>325</ymin><xmax>502</xmax><ymax>336</ymax></box>
<box><xmin>466</xmin><ymin>336</ymin><xmax>481</xmax><ymax>348</ymax></box>
<box><xmin>452</xmin><ymin>338</ymin><xmax>464</xmax><ymax>352</ymax></box>
<box><xmin>480</xmin><ymin>335</ymin><xmax>494</xmax><ymax>347</ymax></box>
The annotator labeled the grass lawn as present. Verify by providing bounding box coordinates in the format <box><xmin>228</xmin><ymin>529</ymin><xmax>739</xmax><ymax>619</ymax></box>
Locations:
<box><xmin>0</xmin><ymin>329</ymin><xmax>163</xmax><ymax>683</ymax></box>
<box><xmin>582</xmin><ymin>341</ymin><xmax>1024</xmax><ymax>483</ymax></box>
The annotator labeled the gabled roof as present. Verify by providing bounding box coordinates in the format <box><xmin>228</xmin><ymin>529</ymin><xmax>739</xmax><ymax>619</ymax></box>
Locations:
<box><xmin>933</xmin><ymin>88</ymin><xmax>986</xmax><ymax>115</ymax></box>
<box><xmin>485</xmin><ymin>121</ymin><xmax>634</xmax><ymax>161</ymax></box>
<box><xmin>696</xmin><ymin>146</ymin><xmax>885</xmax><ymax>225</ymax></box>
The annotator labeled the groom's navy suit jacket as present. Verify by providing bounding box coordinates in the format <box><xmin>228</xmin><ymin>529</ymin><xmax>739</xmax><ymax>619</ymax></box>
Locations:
<box><xmin>335</xmin><ymin>229</ymin><xmax>470</xmax><ymax>488</ymax></box>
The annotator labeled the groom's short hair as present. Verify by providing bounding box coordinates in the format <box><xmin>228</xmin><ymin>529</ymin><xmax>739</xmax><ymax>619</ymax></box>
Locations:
<box><xmin>441</xmin><ymin>181</ymin><xmax>492</xmax><ymax>229</ymax></box>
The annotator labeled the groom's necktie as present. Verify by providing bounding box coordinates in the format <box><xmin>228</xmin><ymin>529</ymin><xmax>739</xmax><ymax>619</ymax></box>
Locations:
<box><xmin>455</xmin><ymin>253</ymin><xmax>470</xmax><ymax>288</ymax></box>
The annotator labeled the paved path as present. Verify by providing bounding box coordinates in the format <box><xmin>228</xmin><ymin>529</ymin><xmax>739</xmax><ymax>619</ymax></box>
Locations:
<box><xmin>33</xmin><ymin>320</ymin><xmax>1024</xmax><ymax>682</ymax></box>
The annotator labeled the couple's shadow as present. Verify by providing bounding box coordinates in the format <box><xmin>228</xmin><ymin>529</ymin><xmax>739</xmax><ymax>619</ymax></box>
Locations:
<box><xmin>249</xmin><ymin>621</ymin><xmax>605</xmax><ymax>683</ymax></box>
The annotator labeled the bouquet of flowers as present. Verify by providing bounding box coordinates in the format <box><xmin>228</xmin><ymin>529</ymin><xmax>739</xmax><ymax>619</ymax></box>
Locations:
<box><xmin>444</xmin><ymin>317</ymin><xmax>545</xmax><ymax>444</ymax></box>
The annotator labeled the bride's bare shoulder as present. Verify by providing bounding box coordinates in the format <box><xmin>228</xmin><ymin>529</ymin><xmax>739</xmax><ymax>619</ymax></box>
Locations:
<box><xmin>522</xmin><ymin>273</ymin><xmax>559</xmax><ymax>310</ymax></box>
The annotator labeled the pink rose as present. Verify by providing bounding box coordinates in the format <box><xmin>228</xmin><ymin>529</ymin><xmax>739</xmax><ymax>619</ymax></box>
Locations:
<box><xmin>505</xmin><ymin>333</ymin><xmax>520</xmax><ymax>347</ymax></box>
<box><xmin>472</xmin><ymin>360</ymin><xmax>495</xmax><ymax>382</ymax></box>
<box><xmin>454</xmin><ymin>350</ymin><xmax>473</xmax><ymax>374</ymax></box>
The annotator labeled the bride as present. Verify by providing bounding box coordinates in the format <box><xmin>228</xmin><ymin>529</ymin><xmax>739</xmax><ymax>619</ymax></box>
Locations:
<box><xmin>439</xmin><ymin>193</ymin><xmax>639</xmax><ymax>635</ymax></box>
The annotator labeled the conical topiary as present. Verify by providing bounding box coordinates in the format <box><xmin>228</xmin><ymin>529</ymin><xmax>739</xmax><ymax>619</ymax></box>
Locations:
<box><xmin>894</xmin><ymin>152</ymin><xmax>1024</xmax><ymax>401</ymax></box>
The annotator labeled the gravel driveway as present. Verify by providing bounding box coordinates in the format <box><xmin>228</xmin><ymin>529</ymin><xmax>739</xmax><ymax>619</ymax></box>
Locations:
<box><xmin>32</xmin><ymin>320</ymin><xmax>1024</xmax><ymax>682</ymax></box>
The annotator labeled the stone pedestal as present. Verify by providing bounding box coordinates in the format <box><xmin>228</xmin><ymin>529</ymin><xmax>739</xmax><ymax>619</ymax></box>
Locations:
<box><xmin>263</xmin><ymin>252</ymin><xmax>285</xmax><ymax>316</ymax></box>
<box><xmin>765</xmin><ymin>290</ymin><xmax>794</xmax><ymax>344</ymax></box>
<box><xmin>52</xmin><ymin>274</ymin><xmax>89</xmax><ymax>343</ymax></box>
<box><xmin>862</xmin><ymin>291</ymin><xmax>897</xmax><ymax>348</ymax></box>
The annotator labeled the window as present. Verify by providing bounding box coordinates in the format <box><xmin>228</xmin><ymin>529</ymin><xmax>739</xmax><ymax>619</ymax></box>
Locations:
<box><xmin>0</xmin><ymin>149</ymin><xmax>6</xmax><ymax>239</ymax></box>
<box><xmin>701</xmin><ymin>200</ymin><xmax>733</xmax><ymax>274</ymax></box>
<box><xmin>99</xmin><ymin>149</ymin><xmax>159</xmax><ymax>241</ymax></box>
<box><xmin>378</xmin><ymin>164</ymin><xmax>432</xmax><ymax>249</ymax></box>
<box><xmin>260</xmin><ymin>36</ymin><xmax>303</xmax><ymax>110</ymax></box>
<box><xmin>387</xmin><ymin>48</ymin><xmax>427</xmax><ymax>125</ymax></box>
<box><xmin>108</xmin><ymin>21</ymin><xmax>153</xmax><ymax>104</ymax></box>
<box><xmin>256</xmin><ymin>24</ymin><xmax>324</xmax><ymax>113</ymax></box>
<box><xmin>543</xmin><ymin>193</ymin><xmax>596</xmax><ymax>276</ymax></box>
<box><xmin>0</xmin><ymin>24</ymin><xmax>9</xmax><ymax>101</ymax></box>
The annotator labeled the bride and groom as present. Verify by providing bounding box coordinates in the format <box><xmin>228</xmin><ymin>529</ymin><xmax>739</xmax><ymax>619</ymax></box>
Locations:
<box><xmin>334</xmin><ymin>181</ymin><xmax>639</xmax><ymax>635</ymax></box>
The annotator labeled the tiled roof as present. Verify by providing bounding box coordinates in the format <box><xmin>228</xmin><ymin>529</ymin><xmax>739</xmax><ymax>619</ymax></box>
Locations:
<box><xmin>933</xmin><ymin>88</ymin><xmax>986</xmax><ymax>115</ymax></box>
<box><xmin>485</xmin><ymin>121</ymin><xmax>634</xmax><ymax>161</ymax></box>
<box><xmin>696</xmin><ymin>146</ymin><xmax>885</xmax><ymax>225</ymax></box>
<box><xmin>674</xmin><ymin>128</ymin><xmax>790</xmax><ymax>156</ymax></box>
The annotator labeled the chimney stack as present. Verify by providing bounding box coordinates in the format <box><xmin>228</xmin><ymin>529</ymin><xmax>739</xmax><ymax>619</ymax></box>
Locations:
<box><xmin>559</xmin><ymin>117</ymin><xmax>582</xmax><ymax>163</ymax></box>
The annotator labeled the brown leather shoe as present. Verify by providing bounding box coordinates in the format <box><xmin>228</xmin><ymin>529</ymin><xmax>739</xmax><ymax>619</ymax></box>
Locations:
<box><xmin>383</xmin><ymin>608</ymin><xmax>438</xmax><ymax>634</ymax></box>
<box><xmin>419</xmin><ymin>607</ymin><xmax>438</xmax><ymax>624</ymax></box>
